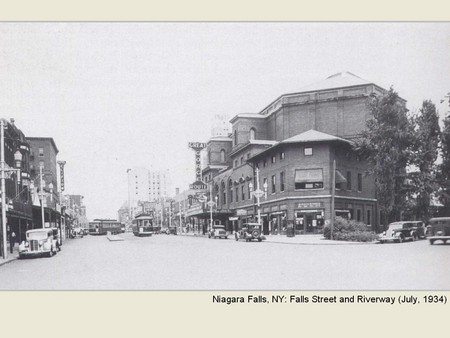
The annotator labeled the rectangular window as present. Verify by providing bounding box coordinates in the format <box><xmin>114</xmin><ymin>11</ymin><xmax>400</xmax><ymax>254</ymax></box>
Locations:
<box><xmin>358</xmin><ymin>173</ymin><xmax>362</xmax><ymax>192</ymax></box>
<box><xmin>346</xmin><ymin>171</ymin><xmax>352</xmax><ymax>190</ymax></box>
<box><xmin>234</xmin><ymin>160</ymin><xmax>238</xmax><ymax>168</ymax></box>
<box><xmin>230</xmin><ymin>189</ymin><xmax>233</xmax><ymax>203</ymax></box>
<box><xmin>367</xmin><ymin>210</ymin><xmax>371</xmax><ymax>225</ymax></box>
<box><xmin>248</xmin><ymin>183</ymin><xmax>252</xmax><ymax>200</ymax></box>
<box><xmin>271</xmin><ymin>175</ymin><xmax>276</xmax><ymax>193</ymax></box>
<box><xmin>280</xmin><ymin>172</ymin><xmax>285</xmax><ymax>192</ymax></box>
<box><xmin>263</xmin><ymin>159</ymin><xmax>267</xmax><ymax>167</ymax></box>
<box><xmin>223</xmin><ymin>191</ymin><xmax>226</xmax><ymax>204</ymax></box>
<box><xmin>38</xmin><ymin>147</ymin><xmax>44</xmax><ymax>157</ymax></box>
<box><xmin>280</xmin><ymin>152</ymin><xmax>285</xmax><ymax>160</ymax></box>
<box><xmin>235</xmin><ymin>187</ymin><xmax>239</xmax><ymax>202</ymax></box>
<box><xmin>357</xmin><ymin>209</ymin><xmax>361</xmax><ymax>222</ymax></box>
<box><xmin>240</xmin><ymin>156</ymin><xmax>244</xmax><ymax>164</ymax></box>
<box><xmin>294</xmin><ymin>168</ymin><xmax>323</xmax><ymax>190</ymax></box>
<box><xmin>271</xmin><ymin>156</ymin><xmax>276</xmax><ymax>164</ymax></box>
<box><xmin>304</xmin><ymin>147</ymin><xmax>313</xmax><ymax>156</ymax></box>
<box><xmin>335</xmin><ymin>170</ymin><xmax>346</xmax><ymax>190</ymax></box>
<box><xmin>241</xmin><ymin>185</ymin><xmax>245</xmax><ymax>200</ymax></box>
<box><xmin>39</xmin><ymin>160</ymin><xmax>44</xmax><ymax>169</ymax></box>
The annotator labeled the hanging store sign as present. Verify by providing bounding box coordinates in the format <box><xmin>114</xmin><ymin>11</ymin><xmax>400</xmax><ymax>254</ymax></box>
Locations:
<box><xmin>189</xmin><ymin>181</ymin><xmax>208</xmax><ymax>190</ymax></box>
<box><xmin>188</xmin><ymin>142</ymin><xmax>207</xmax><ymax>182</ymax></box>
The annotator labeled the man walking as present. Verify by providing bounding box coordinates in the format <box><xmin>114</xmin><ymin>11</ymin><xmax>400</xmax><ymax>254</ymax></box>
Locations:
<box><xmin>10</xmin><ymin>230</ymin><xmax>16</xmax><ymax>254</ymax></box>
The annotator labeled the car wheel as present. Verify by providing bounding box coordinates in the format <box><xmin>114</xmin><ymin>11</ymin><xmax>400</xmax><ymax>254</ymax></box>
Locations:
<box><xmin>48</xmin><ymin>249</ymin><xmax>54</xmax><ymax>257</ymax></box>
<box><xmin>379</xmin><ymin>240</ymin><xmax>384</xmax><ymax>244</ymax></box>
<box><xmin>398</xmin><ymin>236</ymin><xmax>403</xmax><ymax>243</ymax></box>
<box><xmin>430</xmin><ymin>239</ymin><xmax>434</xmax><ymax>245</ymax></box>
<box><xmin>258</xmin><ymin>238</ymin><xmax>262</xmax><ymax>242</ymax></box>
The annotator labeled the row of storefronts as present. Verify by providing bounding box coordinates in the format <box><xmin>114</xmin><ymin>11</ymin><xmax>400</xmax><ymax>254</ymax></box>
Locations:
<box><xmin>0</xmin><ymin>119</ymin><xmax>87</xmax><ymax>258</ymax></box>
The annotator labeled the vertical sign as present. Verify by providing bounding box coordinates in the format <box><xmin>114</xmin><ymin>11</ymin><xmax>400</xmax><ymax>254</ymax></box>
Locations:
<box><xmin>188</xmin><ymin>142</ymin><xmax>206</xmax><ymax>182</ymax></box>
<box><xmin>57</xmin><ymin>161</ymin><xmax>66</xmax><ymax>192</ymax></box>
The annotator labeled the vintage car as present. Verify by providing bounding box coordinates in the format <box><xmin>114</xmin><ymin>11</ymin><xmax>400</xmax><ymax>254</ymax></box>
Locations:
<box><xmin>427</xmin><ymin>217</ymin><xmax>450</xmax><ymax>245</ymax></box>
<box><xmin>378</xmin><ymin>221</ymin><xmax>426</xmax><ymax>243</ymax></box>
<box><xmin>235</xmin><ymin>223</ymin><xmax>266</xmax><ymax>242</ymax></box>
<box><xmin>208</xmin><ymin>224</ymin><xmax>228</xmax><ymax>239</ymax></box>
<box><xmin>70</xmin><ymin>227</ymin><xmax>84</xmax><ymax>239</ymax></box>
<box><xmin>18</xmin><ymin>228</ymin><xmax>59</xmax><ymax>258</ymax></box>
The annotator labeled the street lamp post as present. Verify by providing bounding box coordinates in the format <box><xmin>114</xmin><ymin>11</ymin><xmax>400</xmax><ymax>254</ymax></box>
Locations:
<box><xmin>1</xmin><ymin>120</ymin><xmax>23</xmax><ymax>259</ymax></box>
<box><xmin>249</xmin><ymin>167</ymin><xmax>267</xmax><ymax>227</ymax></box>
<box><xmin>207</xmin><ymin>183</ymin><xmax>216</xmax><ymax>232</ymax></box>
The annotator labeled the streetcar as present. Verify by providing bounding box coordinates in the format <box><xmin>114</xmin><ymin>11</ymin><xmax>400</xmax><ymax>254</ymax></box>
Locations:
<box><xmin>88</xmin><ymin>219</ymin><xmax>124</xmax><ymax>235</ymax></box>
<box><xmin>132</xmin><ymin>214</ymin><xmax>159</xmax><ymax>237</ymax></box>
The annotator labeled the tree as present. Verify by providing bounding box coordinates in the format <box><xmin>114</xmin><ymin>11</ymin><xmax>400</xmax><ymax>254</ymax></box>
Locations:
<box><xmin>438</xmin><ymin>113</ymin><xmax>450</xmax><ymax>214</ymax></box>
<box><xmin>355</xmin><ymin>87</ymin><xmax>415</xmax><ymax>228</ymax></box>
<box><xmin>407</xmin><ymin>100</ymin><xmax>440</xmax><ymax>221</ymax></box>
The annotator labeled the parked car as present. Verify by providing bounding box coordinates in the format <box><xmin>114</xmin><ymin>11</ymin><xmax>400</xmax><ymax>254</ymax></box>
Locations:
<box><xmin>208</xmin><ymin>225</ymin><xmax>228</xmax><ymax>239</ymax></box>
<box><xmin>235</xmin><ymin>223</ymin><xmax>266</xmax><ymax>242</ymax></box>
<box><xmin>18</xmin><ymin>228</ymin><xmax>59</xmax><ymax>258</ymax></box>
<box><xmin>378</xmin><ymin>221</ymin><xmax>426</xmax><ymax>243</ymax></box>
<box><xmin>427</xmin><ymin>217</ymin><xmax>450</xmax><ymax>245</ymax></box>
<box><xmin>168</xmin><ymin>226</ymin><xmax>177</xmax><ymax>235</ymax></box>
<box><xmin>70</xmin><ymin>227</ymin><xmax>84</xmax><ymax>239</ymax></box>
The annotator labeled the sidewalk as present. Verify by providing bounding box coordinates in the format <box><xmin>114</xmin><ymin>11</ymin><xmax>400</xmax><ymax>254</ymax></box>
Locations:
<box><xmin>178</xmin><ymin>232</ymin><xmax>375</xmax><ymax>245</ymax></box>
<box><xmin>0</xmin><ymin>246</ymin><xmax>19</xmax><ymax>267</ymax></box>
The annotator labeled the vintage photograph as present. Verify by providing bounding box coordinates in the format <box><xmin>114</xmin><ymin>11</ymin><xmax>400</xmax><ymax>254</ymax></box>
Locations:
<box><xmin>0</xmin><ymin>22</ymin><xmax>449</xmax><ymax>290</ymax></box>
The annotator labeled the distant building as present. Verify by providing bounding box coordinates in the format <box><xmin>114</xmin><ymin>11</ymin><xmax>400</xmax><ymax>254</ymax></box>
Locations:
<box><xmin>126</xmin><ymin>167</ymin><xmax>172</xmax><ymax>220</ymax></box>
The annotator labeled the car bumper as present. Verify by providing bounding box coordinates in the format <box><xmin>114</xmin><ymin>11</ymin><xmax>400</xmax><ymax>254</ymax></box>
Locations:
<box><xmin>18</xmin><ymin>250</ymin><xmax>48</xmax><ymax>257</ymax></box>
<box><xmin>378</xmin><ymin>236</ymin><xmax>399</xmax><ymax>242</ymax></box>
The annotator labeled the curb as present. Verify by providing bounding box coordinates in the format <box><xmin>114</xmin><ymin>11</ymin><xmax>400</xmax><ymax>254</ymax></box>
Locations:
<box><xmin>0</xmin><ymin>255</ymin><xmax>19</xmax><ymax>267</ymax></box>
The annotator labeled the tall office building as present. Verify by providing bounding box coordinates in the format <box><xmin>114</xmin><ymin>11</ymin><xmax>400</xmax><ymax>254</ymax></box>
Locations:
<box><xmin>127</xmin><ymin>167</ymin><xmax>172</xmax><ymax>209</ymax></box>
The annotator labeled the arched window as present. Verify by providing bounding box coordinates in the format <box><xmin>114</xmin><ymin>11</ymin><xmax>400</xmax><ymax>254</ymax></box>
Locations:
<box><xmin>220</xmin><ymin>149</ymin><xmax>226</xmax><ymax>162</ymax></box>
<box><xmin>249</xmin><ymin>128</ymin><xmax>256</xmax><ymax>140</ymax></box>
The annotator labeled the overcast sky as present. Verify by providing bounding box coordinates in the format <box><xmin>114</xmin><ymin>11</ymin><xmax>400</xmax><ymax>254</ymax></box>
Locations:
<box><xmin>1</xmin><ymin>22</ymin><xmax>449</xmax><ymax>220</ymax></box>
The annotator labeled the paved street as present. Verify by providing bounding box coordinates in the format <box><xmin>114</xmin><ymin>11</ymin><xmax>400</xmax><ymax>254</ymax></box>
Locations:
<box><xmin>0</xmin><ymin>233</ymin><xmax>448</xmax><ymax>290</ymax></box>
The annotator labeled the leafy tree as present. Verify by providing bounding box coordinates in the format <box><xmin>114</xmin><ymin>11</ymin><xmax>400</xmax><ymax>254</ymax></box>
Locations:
<box><xmin>407</xmin><ymin>100</ymin><xmax>440</xmax><ymax>221</ymax></box>
<box><xmin>438</xmin><ymin>112</ymin><xmax>450</xmax><ymax>214</ymax></box>
<box><xmin>355</xmin><ymin>87</ymin><xmax>415</xmax><ymax>228</ymax></box>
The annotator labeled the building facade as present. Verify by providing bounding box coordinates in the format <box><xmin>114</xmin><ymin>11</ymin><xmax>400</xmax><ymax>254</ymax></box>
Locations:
<box><xmin>175</xmin><ymin>72</ymin><xmax>398</xmax><ymax>234</ymax></box>
<box><xmin>27</xmin><ymin>137</ymin><xmax>61</xmax><ymax>229</ymax></box>
<box><xmin>0</xmin><ymin>118</ymin><xmax>33</xmax><ymax>249</ymax></box>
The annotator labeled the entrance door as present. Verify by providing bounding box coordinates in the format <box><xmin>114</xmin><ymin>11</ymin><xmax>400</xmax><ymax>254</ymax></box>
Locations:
<box><xmin>305</xmin><ymin>214</ymin><xmax>314</xmax><ymax>233</ymax></box>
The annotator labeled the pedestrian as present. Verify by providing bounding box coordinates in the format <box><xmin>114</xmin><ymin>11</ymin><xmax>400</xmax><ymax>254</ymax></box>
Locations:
<box><xmin>10</xmin><ymin>231</ymin><xmax>16</xmax><ymax>254</ymax></box>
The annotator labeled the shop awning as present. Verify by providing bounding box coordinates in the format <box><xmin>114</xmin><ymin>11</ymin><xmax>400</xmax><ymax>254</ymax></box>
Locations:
<box><xmin>294</xmin><ymin>169</ymin><xmax>323</xmax><ymax>183</ymax></box>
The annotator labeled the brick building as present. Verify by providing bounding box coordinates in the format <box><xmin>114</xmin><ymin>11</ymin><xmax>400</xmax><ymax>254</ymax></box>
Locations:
<box><xmin>176</xmin><ymin>72</ymin><xmax>401</xmax><ymax>234</ymax></box>
<box><xmin>27</xmin><ymin>137</ymin><xmax>61</xmax><ymax>229</ymax></box>
<box><xmin>0</xmin><ymin>118</ymin><xmax>33</xmax><ymax>248</ymax></box>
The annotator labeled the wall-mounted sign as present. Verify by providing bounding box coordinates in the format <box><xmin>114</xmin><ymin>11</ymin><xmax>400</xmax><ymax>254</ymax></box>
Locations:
<box><xmin>297</xmin><ymin>202</ymin><xmax>323</xmax><ymax>209</ymax></box>
<box><xmin>229</xmin><ymin>217</ymin><xmax>239</xmax><ymax>221</ymax></box>
<box><xmin>236</xmin><ymin>209</ymin><xmax>247</xmax><ymax>216</ymax></box>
